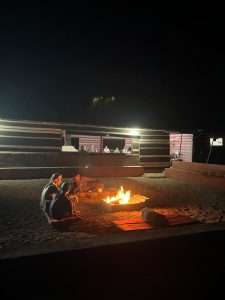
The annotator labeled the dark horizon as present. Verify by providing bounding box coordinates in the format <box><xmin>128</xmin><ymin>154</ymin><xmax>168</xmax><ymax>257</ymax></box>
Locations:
<box><xmin>0</xmin><ymin>2</ymin><xmax>224</xmax><ymax>131</ymax></box>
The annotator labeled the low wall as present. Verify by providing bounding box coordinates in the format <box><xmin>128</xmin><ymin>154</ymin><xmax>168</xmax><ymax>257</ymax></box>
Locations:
<box><xmin>0</xmin><ymin>152</ymin><xmax>144</xmax><ymax>179</ymax></box>
<box><xmin>0</xmin><ymin>166</ymin><xmax>144</xmax><ymax>179</ymax></box>
<box><xmin>165</xmin><ymin>161</ymin><xmax>225</xmax><ymax>189</ymax></box>
<box><xmin>1</xmin><ymin>228</ymin><xmax>225</xmax><ymax>298</ymax></box>
<box><xmin>171</xmin><ymin>161</ymin><xmax>225</xmax><ymax>173</ymax></box>
<box><xmin>0</xmin><ymin>152</ymin><xmax>139</xmax><ymax>167</ymax></box>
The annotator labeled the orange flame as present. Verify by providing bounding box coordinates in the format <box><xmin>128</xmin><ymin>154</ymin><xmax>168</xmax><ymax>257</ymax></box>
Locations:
<box><xmin>105</xmin><ymin>186</ymin><xmax>130</xmax><ymax>205</ymax></box>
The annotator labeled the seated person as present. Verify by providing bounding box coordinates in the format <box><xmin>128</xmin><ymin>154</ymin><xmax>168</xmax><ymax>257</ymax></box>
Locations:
<box><xmin>49</xmin><ymin>182</ymin><xmax>79</xmax><ymax>220</ymax></box>
<box><xmin>79</xmin><ymin>145</ymin><xmax>88</xmax><ymax>152</ymax></box>
<box><xmin>40</xmin><ymin>173</ymin><xmax>62</xmax><ymax>215</ymax></box>
<box><xmin>89</xmin><ymin>144</ymin><xmax>96</xmax><ymax>152</ymax></box>
<box><xmin>103</xmin><ymin>145</ymin><xmax>110</xmax><ymax>153</ymax></box>
<box><xmin>114</xmin><ymin>147</ymin><xmax>120</xmax><ymax>153</ymax></box>
<box><xmin>68</xmin><ymin>172</ymin><xmax>104</xmax><ymax>196</ymax></box>
<box><xmin>122</xmin><ymin>146</ymin><xmax>127</xmax><ymax>153</ymax></box>
<box><xmin>127</xmin><ymin>147</ymin><xmax>132</xmax><ymax>154</ymax></box>
<box><xmin>68</xmin><ymin>173</ymin><xmax>82</xmax><ymax>195</ymax></box>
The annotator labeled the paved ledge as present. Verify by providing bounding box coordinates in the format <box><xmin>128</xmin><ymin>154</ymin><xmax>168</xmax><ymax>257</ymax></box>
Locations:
<box><xmin>0</xmin><ymin>165</ymin><xmax>144</xmax><ymax>179</ymax></box>
<box><xmin>1</xmin><ymin>223</ymin><xmax>225</xmax><ymax>260</ymax></box>
<box><xmin>165</xmin><ymin>161</ymin><xmax>225</xmax><ymax>189</ymax></box>
<box><xmin>172</xmin><ymin>161</ymin><xmax>225</xmax><ymax>172</ymax></box>
<box><xmin>165</xmin><ymin>167</ymin><xmax>225</xmax><ymax>189</ymax></box>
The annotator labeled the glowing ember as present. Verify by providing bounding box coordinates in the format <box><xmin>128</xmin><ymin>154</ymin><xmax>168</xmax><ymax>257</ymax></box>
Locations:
<box><xmin>105</xmin><ymin>186</ymin><xmax>130</xmax><ymax>205</ymax></box>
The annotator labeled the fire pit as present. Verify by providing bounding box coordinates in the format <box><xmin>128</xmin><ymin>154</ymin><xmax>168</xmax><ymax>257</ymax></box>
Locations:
<box><xmin>101</xmin><ymin>186</ymin><xmax>149</xmax><ymax>212</ymax></box>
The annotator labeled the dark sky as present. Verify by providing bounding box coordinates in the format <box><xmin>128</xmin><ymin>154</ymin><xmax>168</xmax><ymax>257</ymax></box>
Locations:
<box><xmin>0</xmin><ymin>2</ymin><xmax>224</xmax><ymax>130</ymax></box>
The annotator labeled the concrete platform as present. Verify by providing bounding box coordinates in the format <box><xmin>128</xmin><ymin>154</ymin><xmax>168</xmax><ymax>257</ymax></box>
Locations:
<box><xmin>0</xmin><ymin>165</ymin><xmax>144</xmax><ymax>179</ymax></box>
<box><xmin>165</xmin><ymin>161</ymin><xmax>225</xmax><ymax>190</ymax></box>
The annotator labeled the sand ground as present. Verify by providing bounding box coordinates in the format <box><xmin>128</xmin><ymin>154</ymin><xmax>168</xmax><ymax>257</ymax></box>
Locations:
<box><xmin>1</xmin><ymin>175</ymin><xmax>225</xmax><ymax>251</ymax></box>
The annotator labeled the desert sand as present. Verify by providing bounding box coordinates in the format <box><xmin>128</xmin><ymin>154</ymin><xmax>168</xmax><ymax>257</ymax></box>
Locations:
<box><xmin>0</xmin><ymin>175</ymin><xmax>225</xmax><ymax>251</ymax></box>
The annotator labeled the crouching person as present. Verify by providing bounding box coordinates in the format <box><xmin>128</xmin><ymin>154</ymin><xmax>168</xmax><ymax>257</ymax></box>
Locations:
<box><xmin>40</xmin><ymin>173</ymin><xmax>62</xmax><ymax>215</ymax></box>
<box><xmin>49</xmin><ymin>183</ymin><xmax>80</xmax><ymax>220</ymax></box>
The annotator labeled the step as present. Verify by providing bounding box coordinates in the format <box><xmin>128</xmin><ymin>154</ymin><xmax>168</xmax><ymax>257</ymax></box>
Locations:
<box><xmin>0</xmin><ymin>165</ymin><xmax>144</xmax><ymax>179</ymax></box>
<box><xmin>165</xmin><ymin>167</ymin><xmax>225</xmax><ymax>190</ymax></box>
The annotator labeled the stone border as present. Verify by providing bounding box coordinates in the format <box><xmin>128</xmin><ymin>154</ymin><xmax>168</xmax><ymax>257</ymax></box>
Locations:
<box><xmin>1</xmin><ymin>223</ymin><xmax>225</xmax><ymax>260</ymax></box>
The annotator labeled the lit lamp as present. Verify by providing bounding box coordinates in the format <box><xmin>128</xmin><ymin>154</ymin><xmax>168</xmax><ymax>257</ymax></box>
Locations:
<box><xmin>131</xmin><ymin>128</ymin><xmax>139</xmax><ymax>136</ymax></box>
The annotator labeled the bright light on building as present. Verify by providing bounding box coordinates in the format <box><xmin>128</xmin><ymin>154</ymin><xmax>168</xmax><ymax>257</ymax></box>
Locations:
<box><xmin>131</xmin><ymin>129</ymin><xmax>139</xmax><ymax>136</ymax></box>
<box><xmin>210</xmin><ymin>138</ymin><xmax>223</xmax><ymax>146</ymax></box>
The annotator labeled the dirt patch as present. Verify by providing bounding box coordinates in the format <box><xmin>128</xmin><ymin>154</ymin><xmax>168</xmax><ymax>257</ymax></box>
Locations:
<box><xmin>0</xmin><ymin>176</ymin><xmax>225</xmax><ymax>250</ymax></box>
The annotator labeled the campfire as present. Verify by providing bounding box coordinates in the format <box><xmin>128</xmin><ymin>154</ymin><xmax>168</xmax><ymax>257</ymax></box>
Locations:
<box><xmin>105</xmin><ymin>186</ymin><xmax>130</xmax><ymax>205</ymax></box>
<box><xmin>102</xmin><ymin>186</ymin><xmax>149</xmax><ymax>212</ymax></box>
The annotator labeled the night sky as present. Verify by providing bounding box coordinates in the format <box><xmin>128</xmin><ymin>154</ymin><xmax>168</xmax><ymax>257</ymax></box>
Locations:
<box><xmin>0</xmin><ymin>2</ymin><xmax>224</xmax><ymax>130</ymax></box>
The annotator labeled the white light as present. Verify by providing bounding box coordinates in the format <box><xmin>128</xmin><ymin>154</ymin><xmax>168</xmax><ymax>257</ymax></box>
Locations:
<box><xmin>86</xmin><ymin>165</ymin><xmax>88</xmax><ymax>168</ymax></box>
<box><xmin>131</xmin><ymin>129</ymin><xmax>139</xmax><ymax>136</ymax></box>
<box><xmin>210</xmin><ymin>138</ymin><xmax>223</xmax><ymax>146</ymax></box>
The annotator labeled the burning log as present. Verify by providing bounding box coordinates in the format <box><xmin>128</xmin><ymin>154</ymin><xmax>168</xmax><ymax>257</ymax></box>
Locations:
<box><xmin>101</xmin><ymin>186</ymin><xmax>149</xmax><ymax>212</ymax></box>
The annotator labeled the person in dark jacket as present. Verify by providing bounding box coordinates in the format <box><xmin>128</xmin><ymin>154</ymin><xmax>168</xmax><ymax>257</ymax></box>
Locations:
<box><xmin>40</xmin><ymin>173</ymin><xmax>62</xmax><ymax>215</ymax></box>
<box><xmin>68</xmin><ymin>172</ymin><xmax>104</xmax><ymax>195</ymax></box>
<box><xmin>49</xmin><ymin>182</ymin><xmax>76</xmax><ymax>220</ymax></box>
<box><xmin>68</xmin><ymin>173</ymin><xmax>82</xmax><ymax>195</ymax></box>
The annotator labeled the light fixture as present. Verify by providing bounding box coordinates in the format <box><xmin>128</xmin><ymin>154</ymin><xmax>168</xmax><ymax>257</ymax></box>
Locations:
<box><xmin>131</xmin><ymin>128</ymin><xmax>139</xmax><ymax>136</ymax></box>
